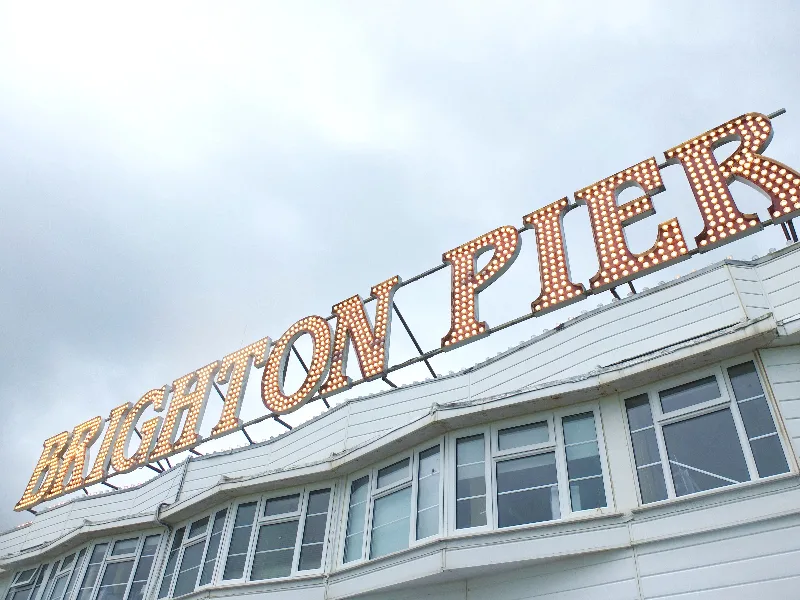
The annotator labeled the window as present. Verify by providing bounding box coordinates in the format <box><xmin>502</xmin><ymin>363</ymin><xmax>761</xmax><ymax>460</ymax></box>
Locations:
<box><xmin>219</xmin><ymin>487</ymin><xmax>333</xmax><ymax>582</ymax></box>
<box><xmin>74</xmin><ymin>535</ymin><xmax>161</xmax><ymax>600</ymax></box>
<box><xmin>624</xmin><ymin>360</ymin><xmax>790</xmax><ymax>504</ymax></box>
<box><xmin>343</xmin><ymin>444</ymin><xmax>443</xmax><ymax>564</ymax></box>
<box><xmin>6</xmin><ymin>562</ymin><xmax>53</xmax><ymax>600</ymax></box>
<box><xmin>46</xmin><ymin>548</ymin><xmax>86</xmax><ymax>600</ymax></box>
<box><xmin>486</xmin><ymin>412</ymin><xmax>607</xmax><ymax>531</ymax></box>
<box><xmin>159</xmin><ymin>509</ymin><xmax>228</xmax><ymax>598</ymax></box>
<box><xmin>456</xmin><ymin>435</ymin><xmax>487</xmax><ymax>529</ymax></box>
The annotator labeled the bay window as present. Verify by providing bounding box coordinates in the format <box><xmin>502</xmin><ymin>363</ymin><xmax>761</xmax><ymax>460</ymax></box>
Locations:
<box><xmin>451</xmin><ymin>410</ymin><xmax>608</xmax><ymax>534</ymax></box>
<box><xmin>158</xmin><ymin>509</ymin><xmax>227</xmax><ymax>598</ymax></box>
<box><xmin>624</xmin><ymin>360</ymin><xmax>790</xmax><ymax>504</ymax></box>
<box><xmin>342</xmin><ymin>443</ymin><xmax>442</xmax><ymax>564</ymax></box>
<box><xmin>219</xmin><ymin>486</ymin><xmax>333</xmax><ymax>583</ymax></box>
<box><xmin>80</xmin><ymin>536</ymin><xmax>161</xmax><ymax>600</ymax></box>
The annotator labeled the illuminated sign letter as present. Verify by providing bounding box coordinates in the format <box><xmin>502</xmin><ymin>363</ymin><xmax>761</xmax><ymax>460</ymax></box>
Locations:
<box><xmin>321</xmin><ymin>276</ymin><xmax>400</xmax><ymax>395</ymax></box>
<box><xmin>46</xmin><ymin>416</ymin><xmax>103</xmax><ymax>499</ymax></box>
<box><xmin>665</xmin><ymin>112</ymin><xmax>800</xmax><ymax>250</ymax></box>
<box><xmin>150</xmin><ymin>361</ymin><xmax>221</xmax><ymax>460</ymax></box>
<box><xmin>523</xmin><ymin>198</ymin><xmax>585</xmax><ymax>315</ymax></box>
<box><xmin>111</xmin><ymin>388</ymin><xmax>168</xmax><ymax>474</ymax></box>
<box><xmin>14</xmin><ymin>432</ymin><xmax>69</xmax><ymax>511</ymax></box>
<box><xmin>441</xmin><ymin>225</ymin><xmax>520</xmax><ymax>348</ymax></box>
<box><xmin>210</xmin><ymin>337</ymin><xmax>271</xmax><ymax>438</ymax></box>
<box><xmin>262</xmin><ymin>316</ymin><xmax>332</xmax><ymax>414</ymax></box>
<box><xmin>85</xmin><ymin>403</ymin><xmax>130</xmax><ymax>486</ymax></box>
<box><xmin>575</xmin><ymin>157</ymin><xmax>688</xmax><ymax>291</ymax></box>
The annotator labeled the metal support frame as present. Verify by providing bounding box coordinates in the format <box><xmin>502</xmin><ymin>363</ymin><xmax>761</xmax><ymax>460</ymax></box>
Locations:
<box><xmin>628</xmin><ymin>281</ymin><xmax>637</xmax><ymax>295</ymax></box>
<box><xmin>393</xmin><ymin>302</ymin><xmax>437</xmax><ymax>379</ymax></box>
<box><xmin>610</xmin><ymin>287</ymin><xmax>621</xmax><ymax>300</ymax></box>
<box><xmin>787</xmin><ymin>219</ymin><xmax>799</xmax><ymax>243</ymax></box>
<box><xmin>273</xmin><ymin>415</ymin><xmax>292</xmax><ymax>430</ymax></box>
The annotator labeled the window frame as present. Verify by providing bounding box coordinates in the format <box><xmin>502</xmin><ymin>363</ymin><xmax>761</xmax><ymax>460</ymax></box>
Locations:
<box><xmin>160</xmin><ymin>508</ymin><xmax>230</xmax><ymax>598</ymax></box>
<box><xmin>622</xmin><ymin>357</ymin><xmax>793</xmax><ymax>506</ymax></box>
<box><xmin>76</xmin><ymin>532</ymin><xmax>164</xmax><ymax>600</ymax></box>
<box><xmin>339</xmin><ymin>438</ymin><xmax>445</xmax><ymax>566</ymax></box>
<box><xmin>216</xmin><ymin>484</ymin><xmax>335</xmax><ymax>585</ymax></box>
<box><xmin>448</xmin><ymin>406</ymin><xmax>613</xmax><ymax>536</ymax></box>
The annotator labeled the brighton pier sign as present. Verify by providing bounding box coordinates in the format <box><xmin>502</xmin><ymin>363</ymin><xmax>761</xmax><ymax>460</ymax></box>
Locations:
<box><xmin>15</xmin><ymin>110</ymin><xmax>800</xmax><ymax>512</ymax></box>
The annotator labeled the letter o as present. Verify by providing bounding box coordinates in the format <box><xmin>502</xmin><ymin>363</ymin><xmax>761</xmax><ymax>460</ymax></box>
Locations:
<box><xmin>261</xmin><ymin>315</ymin><xmax>332</xmax><ymax>414</ymax></box>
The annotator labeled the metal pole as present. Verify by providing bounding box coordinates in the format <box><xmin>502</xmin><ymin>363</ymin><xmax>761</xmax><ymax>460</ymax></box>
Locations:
<box><xmin>392</xmin><ymin>302</ymin><xmax>437</xmax><ymax>379</ymax></box>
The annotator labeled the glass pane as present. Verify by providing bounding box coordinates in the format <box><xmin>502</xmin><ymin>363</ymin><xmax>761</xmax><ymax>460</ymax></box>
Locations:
<box><xmin>498</xmin><ymin>486</ymin><xmax>560</xmax><ymax>528</ymax></box>
<box><xmin>569</xmin><ymin>477</ymin><xmax>606</xmax><ymax>511</ymax></box>
<box><xmin>663</xmin><ymin>409</ymin><xmax>750</xmax><ymax>496</ymax></box>
<box><xmin>111</xmin><ymin>538</ymin><xmax>138</xmax><ymax>556</ymax></box>
<box><xmin>631</xmin><ymin>429</ymin><xmax>660</xmax><ymax>467</ymax></box>
<box><xmin>222</xmin><ymin>503</ymin><xmax>256</xmax><ymax>580</ymax></box>
<box><xmin>417</xmin><ymin>470</ymin><xmax>439</xmax><ymax>511</ymax></box>
<box><xmin>625</xmin><ymin>394</ymin><xmax>653</xmax><ymax>430</ymax></box>
<box><xmin>456</xmin><ymin>497</ymin><xmax>486</xmax><ymax>529</ymax></box>
<box><xmin>306</xmin><ymin>489</ymin><xmax>331</xmax><ymax>515</ymax></box>
<box><xmin>750</xmin><ymin>434</ymin><xmax>790</xmax><ymax>477</ymax></box>
<box><xmin>498</xmin><ymin>422</ymin><xmax>548</xmax><ymax>451</ymax></box>
<box><xmin>61</xmin><ymin>549</ymin><xmax>85</xmax><ymax>600</ymax></box>
<box><xmin>659</xmin><ymin>376</ymin><xmax>721</xmax><ymax>413</ymax></box>
<box><xmin>187</xmin><ymin>517</ymin><xmax>209</xmax><ymax>540</ymax></box>
<box><xmin>255</xmin><ymin>521</ymin><xmax>299</xmax><ymax>552</ymax></box>
<box><xmin>496</xmin><ymin>453</ymin><xmax>557</xmax><ymax>494</ymax></box>
<box><xmin>456</xmin><ymin>435</ymin><xmax>484</xmax><ymax>465</ymax></box>
<box><xmin>95</xmin><ymin>560</ymin><xmax>134</xmax><ymax>600</ymax></box>
<box><xmin>456</xmin><ymin>462</ymin><xmax>486</xmax><ymax>498</ymax></box>
<box><xmin>172</xmin><ymin>542</ymin><xmax>203</xmax><ymax>597</ymax></box>
<box><xmin>637</xmin><ymin>464</ymin><xmax>668</xmax><ymax>503</ymax></box>
<box><xmin>78</xmin><ymin>543</ymin><xmax>108</xmax><ymax>600</ymax></box>
<box><xmin>738</xmin><ymin>396</ymin><xmax>778</xmax><ymax>439</ymax></box>
<box><xmin>9</xmin><ymin>589</ymin><xmax>34</xmax><ymax>600</ymax></box>
<box><xmin>141</xmin><ymin>536</ymin><xmax>161</xmax><ymax>557</ymax></box>
<box><xmin>343</xmin><ymin>477</ymin><xmax>369</xmax><ymax>563</ymax></box>
<box><xmin>297</xmin><ymin>545</ymin><xmax>323</xmax><ymax>572</ymax></box>
<box><xmin>728</xmin><ymin>362</ymin><xmax>765</xmax><ymax>400</ymax></box>
<box><xmin>566</xmin><ymin>442</ymin><xmax>602</xmax><ymax>479</ymax></box>
<box><xmin>456</xmin><ymin>436</ymin><xmax>486</xmax><ymax>529</ymax></box>
<box><xmin>126</xmin><ymin>583</ymin><xmax>145</xmax><ymax>600</ymax></box>
<box><xmin>49</xmin><ymin>577</ymin><xmax>67</xmax><ymax>600</ymax></box>
<box><xmin>199</xmin><ymin>509</ymin><xmax>228</xmax><ymax>586</ymax></box>
<box><xmin>157</xmin><ymin>529</ymin><xmax>184</xmax><ymax>598</ymax></box>
<box><xmin>563</xmin><ymin>413</ymin><xmax>597</xmax><ymax>444</ymax></box>
<box><xmin>264</xmin><ymin>495</ymin><xmax>300</xmax><ymax>517</ymax></box>
<box><xmin>377</xmin><ymin>459</ymin><xmax>410</xmax><ymax>489</ymax></box>
<box><xmin>300</xmin><ymin>514</ymin><xmax>327</xmax><ymax>546</ymax></box>
<box><xmin>416</xmin><ymin>506</ymin><xmax>438</xmax><ymax>540</ymax></box>
<box><xmin>299</xmin><ymin>490</ymin><xmax>330</xmax><ymax>571</ymax></box>
<box><xmin>29</xmin><ymin>563</ymin><xmax>49</xmax><ymax>600</ymax></box>
<box><xmin>15</xmin><ymin>570</ymin><xmax>37</xmax><ymax>585</ymax></box>
<box><xmin>370</xmin><ymin>487</ymin><xmax>411</xmax><ymax>559</ymax></box>
<box><xmin>418</xmin><ymin>446</ymin><xmax>440</xmax><ymax>478</ymax></box>
<box><xmin>416</xmin><ymin>447</ymin><xmax>440</xmax><ymax>540</ymax></box>
<box><xmin>250</xmin><ymin>521</ymin><xmax>299</xmax><ymax>580</ymax></box>
<box><xmin>129</xmin><ymin>558</ymin><xmax>152</xmax><ymax>589</ymax></box>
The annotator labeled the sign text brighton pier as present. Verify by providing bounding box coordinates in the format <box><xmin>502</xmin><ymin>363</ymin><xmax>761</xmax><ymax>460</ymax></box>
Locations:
<box><xmin>15</xmin><ymin>111</ymin><xmax>800</xmax><ymax>511</ymax></box>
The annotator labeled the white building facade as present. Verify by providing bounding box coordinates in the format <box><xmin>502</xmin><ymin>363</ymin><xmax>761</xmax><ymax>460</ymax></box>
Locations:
<box><xmin>2</xmin><ymin>244</ymin><xmax>800</xmax><ymax>600</ymax></box>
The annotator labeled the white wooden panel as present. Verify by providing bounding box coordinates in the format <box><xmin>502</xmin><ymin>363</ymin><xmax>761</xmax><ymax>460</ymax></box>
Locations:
<box><xmin>354</xmin><ymin>581</ymin><xmax>467</xmax><ymax>600</ymax></box>
<box><xmin>471</xmin><ymin>274</ymin><xmax>741</xmax><ymax>398</ymax></box>
<box><xmin>640</xmin><ymin>526</ymin><xmax>800</xmax><ymax>598</ymax></box>
<box><xmin>760</xmin><ymin>346</ymin><xmax>800</xmax><ymax>456</ymax></box>
<box><xmin>467</xmin><ymin>552</ymin><xmax>638</xmax><ymax>600</ymax></box>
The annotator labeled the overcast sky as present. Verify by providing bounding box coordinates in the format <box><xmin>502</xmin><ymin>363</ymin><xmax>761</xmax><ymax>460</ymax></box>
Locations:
<box><xmin>1</xmin><ymin>1</ymin><xmax>799</xmax><ymax>531</ymax></box>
